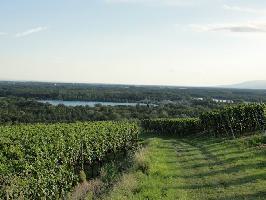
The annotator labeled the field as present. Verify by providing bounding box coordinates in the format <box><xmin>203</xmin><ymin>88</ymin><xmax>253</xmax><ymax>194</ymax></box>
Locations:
<box><xmin>1</xmin><ymin>104</ymin><xmax>266</xmax><ymax>199</ymax></box>
<box><xmin>0</xmin><ymin>121</ymin><xmax>139</xmax><ymax>199</ymax></box>
<box><xmin>104</xmin><ymin>133</ymin><xmax>266</xmax><ymax>200</ymax></box>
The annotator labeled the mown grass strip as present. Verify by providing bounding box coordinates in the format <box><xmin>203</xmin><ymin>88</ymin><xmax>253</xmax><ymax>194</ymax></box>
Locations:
<box><xmin>104</xmin><ymin>133</ymin><xmax>266</xmax><ymax>200</ymax></box>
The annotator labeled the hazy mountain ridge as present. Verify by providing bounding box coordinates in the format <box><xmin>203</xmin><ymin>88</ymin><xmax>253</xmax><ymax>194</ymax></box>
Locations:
<box><xmin>222</xmin><ymin>80</ymin><xmax>266</xmax><ymax>90</ymax></box>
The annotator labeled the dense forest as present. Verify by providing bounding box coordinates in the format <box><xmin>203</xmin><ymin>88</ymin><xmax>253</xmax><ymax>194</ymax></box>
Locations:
<box><xmin>1</xmin><ymin>81</ymin><xmax>266</xmax><ymax>103</ymax></box>
<box><xmin>1</xmin><ymin>81</ymin><xmax>266</xmax><ymax>124</ymax></box>
<box><xmin>0</xmin><ymin>97</ymin><xmax>224</xmax><ymax>123</ymax></box>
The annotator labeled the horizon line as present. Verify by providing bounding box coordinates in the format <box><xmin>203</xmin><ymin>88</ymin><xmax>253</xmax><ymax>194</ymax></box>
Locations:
<box><xmin>0</xmin><ymin>79</ymin><xmax>265</xmax><ymax>90</ymax></box>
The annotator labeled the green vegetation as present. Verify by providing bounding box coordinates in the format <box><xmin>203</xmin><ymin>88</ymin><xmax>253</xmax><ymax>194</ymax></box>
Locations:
<box><xmin>1</xmin><ymin>81</ymin><xmax>266</xmax><ymax>103</ymax></box>
<box><xmin>1</xmin><ymin>83</ymin><xmax>266</xmax><ymax>200</ymax></box>
<box><xmin>71</xmin><ymin>150</ymin><xmax>136</xmax><ymax>200</ymax></box>
<box><xmin>200</xmin><ymin>104</ymin><xmax>265</xmax><ymax>137</ymax></box>
<box><xmin>142</xmin><ymin>104</ymin><xmax>265</xmax><ymax>138</ymax></box>
<box><xmin>2</xmin><ymin>82</ymin><xmax>266</xmax><ymax>125</ymax></box>
<box><xmin>104</xmin><ymin>133</ymin><xmax>266</xmax><ymax>200</ymax></box>
<box><xmin>0</xmin><ymin>121</ymin><xmax>139</xmax><ymax>199</ymax></box>
<box><xmin>0</xmin><ymin>97</ymin><xmax>223</xmax><ymax>124</ymax></box>
<box><xmin>141</xmin><ymin>118</ymin><xmax>201</xmax><ymax>136</ymax></box>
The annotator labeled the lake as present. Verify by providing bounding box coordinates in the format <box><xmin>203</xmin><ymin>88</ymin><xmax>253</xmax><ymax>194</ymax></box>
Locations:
<box><xmin>38</xmin><ymin>100</ymin><xmax>148</xmax><ymax>107</ymax></box>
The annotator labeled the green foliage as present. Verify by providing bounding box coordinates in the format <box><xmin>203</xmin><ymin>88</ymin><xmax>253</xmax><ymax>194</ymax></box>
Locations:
<box><xmin>79</xmin><ymin>170</ymin><xmax>87</xmax><ymax>183</ymax></box>
<box><xmin>0</xmin><ymin>97</ymin><xmax>223</xmax><ymax>124</ymax></box>
<box><xmin>0</xmin><ymin>121</ymin><xmax>139</xmax><ymax>199</ymax></box>
<box><xmin>100</xmin><ymin>162</ymin><xmax>119</xmax><ymax>184</ymax></box>
<box><xmin>104</xmin><ymin>134</ymin><xmax>266</xmax><ymax>200</ymax></box>
<box><xmin>133</xmin><ymin>149</ymin><xmax>150</xmax><ymax>174</ymax></box>
<box><xmin>2</xmin><ymin>81</ymin><xmax>266</xmax><ymax>103</ymax></box>
<box><xmin>200</xmin><ymin>104</ymin><xmax>265</xmax><ymax>137</ymax></box>
<box><xmin>142</xmin><ymin>104</ymin><xmax>265</xmax><ymax>138</ymax></box>
<box><xmin>141</xmin><ymin>118</ymin><xmax>202</xmax><ymax>136</ymax></box>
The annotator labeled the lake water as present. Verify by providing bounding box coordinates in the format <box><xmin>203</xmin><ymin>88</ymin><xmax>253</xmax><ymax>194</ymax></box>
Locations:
<box><xmin>38</xmin><ymin>100</ymin><xmax>147</xmax><ymax>107</ymax></box>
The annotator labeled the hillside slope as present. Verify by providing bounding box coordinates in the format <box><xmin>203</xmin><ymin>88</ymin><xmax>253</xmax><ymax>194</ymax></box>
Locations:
<box><xmin>223</xmin><ymin>80</ymin><xmax>266</xmax><ymax>90</ymax></box>
<box><xmin>103</xmin><ymin>133</ymin><xmax>266</xmax><ymax>200</ymax></box>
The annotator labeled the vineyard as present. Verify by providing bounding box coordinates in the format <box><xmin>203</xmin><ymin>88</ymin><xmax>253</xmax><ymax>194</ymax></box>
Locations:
<box><xmin>200</xmin><ymin>104</ymin><xmax>265</xmax><ymax>137</ymax></box>
<box><xmin>142</xmin><ymin>104</ymin><xmax>265</xmax><ymax>138</ymax></box>
<box><xmin>0</xmin><ymin>104</ymin><xmax>265</xmax><ymax>199</ymax></box>
<box><xmin>141</xmin><ymin>118</ymin><xmax>201</xmax><ymax>137</ymax></box>
<box><xmin>0</xmin><ymin>121</ymin><xmax>139</xmax><ymax>199</ymax></box>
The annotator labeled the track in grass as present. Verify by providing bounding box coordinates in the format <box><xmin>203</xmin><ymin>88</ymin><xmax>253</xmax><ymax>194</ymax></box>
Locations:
<box><xmin>104</xmin><ymin>134</ymin><xmax>266</xmax><ymax>200</ymax></box>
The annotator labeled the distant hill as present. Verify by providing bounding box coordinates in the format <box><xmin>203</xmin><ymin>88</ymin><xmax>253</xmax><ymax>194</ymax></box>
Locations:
<box><xmin>221</xmin><ymin>80</ymin><xmax>266</xmax><ymax>90</ymax></box>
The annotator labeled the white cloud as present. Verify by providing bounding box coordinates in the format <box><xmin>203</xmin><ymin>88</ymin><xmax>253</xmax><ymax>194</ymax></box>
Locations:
<box><xmin>15</xmin><ymin>26</ymin><xmax>48</xmax><ymax>38</ymax></box>
<box><xmin>189</xmin><ymin>21</ymin><xmax>266</xmax><ymax>33</ymax></box>
<box><xmin>223</xmin><ymin>5</ymin><xmax>266</xmax><ymax>15</ymax></box>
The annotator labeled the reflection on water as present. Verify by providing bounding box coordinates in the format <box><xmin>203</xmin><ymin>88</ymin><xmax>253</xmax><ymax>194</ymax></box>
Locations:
<box><xmin>38</xmin><ymin>100</ymin><xmax>147</xmax><ymax>107</ymax></box>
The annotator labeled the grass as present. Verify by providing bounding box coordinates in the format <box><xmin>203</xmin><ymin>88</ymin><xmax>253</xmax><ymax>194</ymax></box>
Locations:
<box><xmin>71</xmin><ymin>150</ymin><xmax>136</xmax><ymax>200</ymax></box>
<box><xmin>101</xmin><ymin>133</ymin><xmax>266</xmax><ymax>200</ymax></box>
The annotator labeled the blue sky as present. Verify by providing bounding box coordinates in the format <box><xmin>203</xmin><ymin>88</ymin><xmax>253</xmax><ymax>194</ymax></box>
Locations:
<box><xmin>1</xmin><ymin>0</ymin><xmax>266</xmax><ymax>86</ymax></box>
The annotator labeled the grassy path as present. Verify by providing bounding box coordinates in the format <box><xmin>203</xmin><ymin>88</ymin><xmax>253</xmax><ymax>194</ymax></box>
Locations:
<box><xmin>175</xmin><ymin>136</ymin><xmax>266</xmax><ymax>200</ymax></box>
<box><xmin>103</xmin><ymin>134</ymin><xmax>266</xmax><ymax>200</ymax></box>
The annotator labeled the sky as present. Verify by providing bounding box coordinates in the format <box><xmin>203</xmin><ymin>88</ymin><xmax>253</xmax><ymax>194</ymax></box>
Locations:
<box><xmin>1</xmin><ymin>0</ymin><xmax>266</xmax><ymax>86</ymax></box>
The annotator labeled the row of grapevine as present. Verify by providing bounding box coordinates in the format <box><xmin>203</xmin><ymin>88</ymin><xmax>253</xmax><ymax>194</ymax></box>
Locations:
<box><xmin>0</xmin><ymin>121</ymin><xmax>139</xmax><ymax>199</ymax></box>
<box><xmin>141</xmin><ymin>104</ymin><xmax>265</xmax><ymax>137</ymax></box>
<box><xmin>141</xmin><ymin>118</ymin><xmax>201</xmax><ymax>137</ymax></box>
<box><xmin>200</xmin><ymin>104</ymin><xmax>265</xmax><ymax>137</ymax></box>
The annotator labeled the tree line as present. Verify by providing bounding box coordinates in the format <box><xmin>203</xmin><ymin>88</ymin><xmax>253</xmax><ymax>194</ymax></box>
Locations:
<box><xmin>0</xmin><ymin>97</ymin><xmax>224</xmax><ymax>124</ymax></box>
<box><xmin>1</xmin><ymin>81</ymin><xmax>266</xmax><ymax>103</ymax></box>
